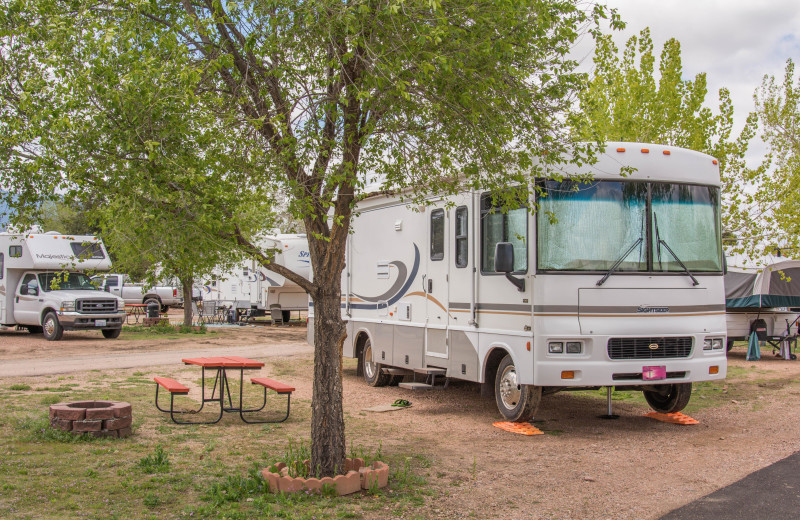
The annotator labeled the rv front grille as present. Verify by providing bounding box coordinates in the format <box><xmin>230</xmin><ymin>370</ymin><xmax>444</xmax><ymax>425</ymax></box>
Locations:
<box><xmin>607</xmin><ymin>337</ymin><xmax>692</xmax><ymax>360</ymax></box>
<box><xmin>612</xmin><ymin>371</ymin><xmax>687</xmax><ymax>381</ymax></box>
<box><xmin>77</xmin><ymin>299</ymin><xmax>118</xmax><ymax>314</ymax></box>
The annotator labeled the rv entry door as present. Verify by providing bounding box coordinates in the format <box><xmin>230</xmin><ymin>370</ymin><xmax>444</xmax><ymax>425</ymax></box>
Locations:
<box><xmin>425</xmin><ymin>206</ymin><xmax>449</xmax><ymax>362</ymax></box>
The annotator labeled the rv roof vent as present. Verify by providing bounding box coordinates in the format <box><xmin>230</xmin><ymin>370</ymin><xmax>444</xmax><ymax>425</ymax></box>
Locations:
<box><xmin>394</xmin><ymin>220</ymin><xmax>403</xmax><ymax>231</ymax></box>
<box><xmin>44</xmin><ymin>231</ymin><xmax>61</xmax><ymax>235</ymax></box>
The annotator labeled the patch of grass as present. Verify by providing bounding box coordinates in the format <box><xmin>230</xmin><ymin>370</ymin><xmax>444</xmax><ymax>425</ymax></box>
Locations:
<box><xmin>11</xmin><ymin>414</ymin><xmax>95</xmax><ymax>443</ymax></box>
<box><xmin>39</xmin><ymin>395</ymin><xmax>62</xmax><ymax>405</ymax></box>
<box><xmin>139</xmin><ymin>445</ymin><xmax>171</xmax><ymax>474</ymax></box>
<box><xmin>9</xmin><ymin>384</ymin><xmax>31</xmax><ymax>391</ymax></box>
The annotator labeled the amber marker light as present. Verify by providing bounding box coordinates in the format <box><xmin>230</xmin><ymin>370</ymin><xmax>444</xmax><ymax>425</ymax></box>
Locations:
<box><xmin>712</xmin><ymin>159</ymin><xmax>718</xmax><ymax>165</ymax></box>
<box><xmin>641</xmin><ymin>148</ymin><xmax>650</xmax><ymax>153</ymax></box>
<box><xmin>709</xmin><ymin>366</ymin><xmax>719</xmax><ymax>375</ymax></box>
<box><xmin>663</xmin><ymin>150</ymin><xmax>671</xmax><ymax>155</ymax></box>
<box><xmin>616</xmin><ymin>147</ymin><xmax>626</xmax><ymax>152</ymax></box>
<box><xmin>526</xmin><ymin>341</ymin><xmax>531</xmax><ymax>351</ymax></box>
<box><xmin>561</xmin><ymin>371</ymin><xmax>575</xmax><ymax>380</ymax></box>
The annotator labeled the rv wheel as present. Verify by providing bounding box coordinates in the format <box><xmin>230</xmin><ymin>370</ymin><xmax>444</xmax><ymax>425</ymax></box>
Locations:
<box><xmin>102</xmin><ymin>328</ymin><xmax>122</xmax><ymax>339</ymax></box>
<box><xmin>42</xmin><ymin>312</ymin><xmax>64</xmax><ymax>341</ymax></box>
<box><xmin>361</xmin><ymin>338</ymin><xmax>391</xmax><ymax>387</ymax></box>
<box><xmin>495</xmin><ymin>354</ymin><xmax>541</xmax><ymax>422</ymax></box>
<box><xmin>643</xmin><ymin>383</ymin><xmax>692</xmax><ymax>414</ymax></box>
<box><xmin>726</xmin><ymin>340</ymin><xmax>734</xmax><ymax>352</ymax></box>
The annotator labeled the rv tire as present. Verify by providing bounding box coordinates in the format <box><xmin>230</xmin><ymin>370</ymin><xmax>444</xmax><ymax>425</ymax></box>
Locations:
<box><xmin>495</xmin><ymin>354</ymin><xmax>541</xmax><ymax>422</ymax></box>
<box><xmin>42</xmin><ymin>312</ymin><xmax>64</xmax><ymax>341</ymax></box>
<box><xmin>726</xmin><ymin>339</ymin><xmax>734</xmax><ymax>352</ymax></box>
<box><xmin>361</xmin><ymin>338</ymin><xmax>391</xmax><ymax>387</ymax></box>
<box><xmin>643</xmin><ymin>383</ymin><xmax>692</xmax><ymax>414</ymax></box>
<box><xmin>102</xmin><ymin>328</ymin><xmax>122</xmax><ymax>339</ymax></box>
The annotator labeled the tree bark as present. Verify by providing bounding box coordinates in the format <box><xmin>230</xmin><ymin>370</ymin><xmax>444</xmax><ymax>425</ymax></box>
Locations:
<box><xmin>309</xmin><ymin>282</ymin><xmax>347</xmax><ymax>477</ymax></box>
<box><xmin>180</xmin><ymin>275</ymin><xmax>193</xmax><ymax>327</ymax></box>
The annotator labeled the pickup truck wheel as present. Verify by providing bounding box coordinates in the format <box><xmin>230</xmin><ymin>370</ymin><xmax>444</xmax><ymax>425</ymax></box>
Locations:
<box><xmin>27</xmin><ymin>326</ymin><xmax>43</xmax><ymax>334</ymax></box>
<box><xmin>643</xmin><ymin>383</ymin><xmax>692</xmax><ymax>413</ymax></box>
<box><xmin>42</xmin><ymin>312</ymin><xmax>64</xmax><ymax>341</ymax></box>
<box><xmin>102</xmin><ymin>328</ymin><xmax>122</xmax><ymax>339</ymax></box>
<box><xmin>362</xmin><ymin>338</ymin><xmax>391</xmax><ymax>387</ymax></box>
<box><xmin>495</xmin><ymin>354</ymin><xmax>541</xmax><ymax>422</ymax></box>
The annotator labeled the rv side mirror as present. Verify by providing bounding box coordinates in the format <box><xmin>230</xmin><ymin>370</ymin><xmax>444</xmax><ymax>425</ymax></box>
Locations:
<box><xmin>494</xmin><ymin>242</ymin><xmax>525</xmax><ymax>292</ymax></box>
<box><xmin>494</xmin><ymin>242</ymin><xmax>514</xmax><ymax>273</ymax></box>
<box><xmin>19</xmin><ymin>285</ymin><xmax>28</xmax><ymax>296</ymax></box>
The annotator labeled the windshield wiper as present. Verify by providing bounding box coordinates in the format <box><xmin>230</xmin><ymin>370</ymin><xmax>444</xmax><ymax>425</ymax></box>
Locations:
<box><xmin>596</xmin><ymin>237</ymin><xmax>643</xmax><ymax>286</ymax></box>
<box><xmin>656</xmin><ymin>238</ymin><xmax>700</xmax><ymax>286</ymax></box>
<box><xmin>653</xmin><ymin>213</ymin><xmax>699</xmax><ymax>286</ymax></box>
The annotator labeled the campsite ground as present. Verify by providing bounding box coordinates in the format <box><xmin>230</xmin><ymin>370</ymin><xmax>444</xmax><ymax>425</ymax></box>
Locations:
<box><xmin>1</xmin><ymin>318</ymin><xmax>799</xmax><ymax>519</ymax></box>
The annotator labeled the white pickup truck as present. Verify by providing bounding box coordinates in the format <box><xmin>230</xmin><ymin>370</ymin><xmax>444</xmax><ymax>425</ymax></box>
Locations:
<box><xmin>91</xmin><ymin>273</ymin><xmax>182</xmax><ymax>312</ymax></box>
<box><xmin>1</xmin><ymin>232</ymin><xmax>126</xmax><ymax>341</ymax></box>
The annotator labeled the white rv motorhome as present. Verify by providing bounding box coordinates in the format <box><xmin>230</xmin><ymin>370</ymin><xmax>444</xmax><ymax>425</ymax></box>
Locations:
<box><xmin>202</xmin><ymin>234</ymin><xmax>310</xmax><ymax>321</ymax></box>
<box><xmin>312</xmin><ymin>143</ymin><xmax>728</xmax><ymax>421</ymax></box>
<box><xmin>0</xmin><ymin>232</ymin><xmax>126</xmax><ymax>340</ymax></box>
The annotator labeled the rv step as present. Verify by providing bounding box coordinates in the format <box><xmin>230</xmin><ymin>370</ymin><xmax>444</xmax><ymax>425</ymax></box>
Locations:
<box><xmin>381</xmin><ymin>368</ymin><xmax>411</xmax><ymax>376</ymax></box>
<box><xmin>412</xmin><ymin>367</ymin><xmax>447</xmax><ymax>376</ymax></box>
<box><xmin>398</xmin><ymin>382</ymin><xmax>438</xmax><ymax>391</ymax></box>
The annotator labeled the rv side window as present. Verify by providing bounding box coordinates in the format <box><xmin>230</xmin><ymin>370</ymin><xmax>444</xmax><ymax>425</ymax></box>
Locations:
<box><xmin>70</xmin><ymin>242</ymin><xmax>105</xmax><ymax>260</ymax></box>
<box><xmin>455</xmin><ymin>206</ymin><xmax>468</xmax><ymax>268</ymax></box>
<box><xmin>430</xmin><ymin>209</ymin><xmax>445</xmax><ymax>261</ymax></box>
<box><xmin>9</xmin><ymin>245</ymin><xmax>22</xmax><ymax>258</ymax></box>
<box><xmin>480</xmin><ymin>191</ymin><xmax>528</xmax><ymax>274</ymax></box>
<box><xmin>0</xmin><ymin>253</ymin><xmax>3</xmax><ymax>279</ymax></box>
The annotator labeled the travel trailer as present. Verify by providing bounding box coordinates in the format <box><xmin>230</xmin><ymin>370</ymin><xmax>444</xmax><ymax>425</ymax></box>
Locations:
<box><xmin>725</xmin><ymin>259</ymin><xmax>800</xmax><ymax>350</ymax></box>
<box><xmin>310</xmin><ymin>143</ymin><xmax>728</xmax><ymax>421</ymax></box>
<box><xmin>0</xmin><ymin>232</ymin><xmax>126</xmax><ymax>340</ymax></box>
<box><xmin>201</xmin><ymin>234</ymin><xmax>310</xmax><ymax>322</ymax></box>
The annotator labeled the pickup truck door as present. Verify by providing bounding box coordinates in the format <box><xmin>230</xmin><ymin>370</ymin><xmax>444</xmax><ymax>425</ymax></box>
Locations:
<box><xmin>104</xmin><ymin>275</ymin><xmax>122</xmax><ymax>297</ymax></box>
<box><xmin>14</xmin><ymin>273</ymin><xmax>43</xmax><ymax>325</ymax></box>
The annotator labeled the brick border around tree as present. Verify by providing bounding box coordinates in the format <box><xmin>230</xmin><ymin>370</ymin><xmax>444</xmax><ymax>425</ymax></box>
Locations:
<box><xmin>262</xmin><ymin>457</ymin><xmax>389</xmax><ymax>495</ymax></box>
<box><xmin>49</xmin><ymin>401</ymin><xmax>133</xmax><ymax>438</ymax></box>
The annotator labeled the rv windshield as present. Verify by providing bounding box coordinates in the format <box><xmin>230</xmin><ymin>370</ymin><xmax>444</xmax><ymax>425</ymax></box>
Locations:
<box><xmin>38</xmin><ymin>272</ymin><xmax>98</xmax><ymax>292</ymax></box>
<box><xmin>537</xmin><ymin>180</ymin><xmax>722</xmax><ymax>273</ymax></box>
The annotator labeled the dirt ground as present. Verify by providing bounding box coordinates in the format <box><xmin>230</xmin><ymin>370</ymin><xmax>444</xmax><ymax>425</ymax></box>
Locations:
<box><xmin>2</xmin><ymin>321</ymin><xmax>800</xmax><ymax>519</ymax></box>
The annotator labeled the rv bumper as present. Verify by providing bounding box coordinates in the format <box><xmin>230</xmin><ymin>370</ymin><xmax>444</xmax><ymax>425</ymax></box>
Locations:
<box><xmin>57</xmin><ymin>312</ymin><xmax>126</xmax><ymax>330</ymax></box>
<box><xmin>533</xmin><ymin>335</ymin><xmax>727</xmax><ymax>387</ymax></box>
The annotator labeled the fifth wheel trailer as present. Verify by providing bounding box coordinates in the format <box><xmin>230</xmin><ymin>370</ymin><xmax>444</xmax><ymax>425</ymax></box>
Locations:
<box><xmin>309</xmin><ymin>142</ymin><xmax>728</xmax><ymax>421</ymax></box>
<box><xmin>201</xmin><ymin>234</ymin><xmax>310</xmax><ymax>321</ymax></box>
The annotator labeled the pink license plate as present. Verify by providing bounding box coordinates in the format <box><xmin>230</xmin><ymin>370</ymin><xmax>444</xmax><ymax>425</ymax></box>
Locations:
<box><xmin>642</xmin><ymin>366</ymin><xmax>666</xmax><ymax>381</ymax></box>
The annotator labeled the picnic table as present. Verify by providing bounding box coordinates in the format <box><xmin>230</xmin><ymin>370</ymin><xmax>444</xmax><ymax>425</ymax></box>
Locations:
<box><xmin>153</xmin><ymin>355</ymin><xmax>294</xmax><ymax>424</ymax></box>
<box><xmin>124</xmin><ymin>304</ymin><xmax>148</xmax><ymax>325</ymax></box>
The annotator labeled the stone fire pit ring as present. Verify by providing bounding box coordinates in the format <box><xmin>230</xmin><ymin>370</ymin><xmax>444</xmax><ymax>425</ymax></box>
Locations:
<box><xmin>49</xmin><ymin>401</ymin><xmax>133</xmax><ymax>438</ymax></box>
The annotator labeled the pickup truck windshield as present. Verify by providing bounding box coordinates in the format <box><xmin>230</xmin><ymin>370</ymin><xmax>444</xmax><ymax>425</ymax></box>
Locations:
<box><xmin>38</xmin><ymin>272</ymin><xmax>98</xmax><ymax>292</ymax></box>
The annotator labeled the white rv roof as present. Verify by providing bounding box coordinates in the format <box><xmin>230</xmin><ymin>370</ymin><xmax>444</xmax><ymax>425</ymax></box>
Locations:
<box><xmin>2</xmin><ymin>232</ymin><xmax>113</xmax><ymax>271</ymax></box>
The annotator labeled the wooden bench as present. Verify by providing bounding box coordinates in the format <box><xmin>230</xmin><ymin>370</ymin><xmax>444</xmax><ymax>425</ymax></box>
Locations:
<box><xmin>153</xmin><ymin>376</ymin><xmax>223</xmax><ymax>424</ymax></box>
<box><xmin>154</xmin><ymin>377</ymin><xmax>189</xmax><ymax>394</ymax></box>
<box><xmin>240</xmin><ymin>377</ymin><xmax>294</xmax><ymax>423</ymax></box>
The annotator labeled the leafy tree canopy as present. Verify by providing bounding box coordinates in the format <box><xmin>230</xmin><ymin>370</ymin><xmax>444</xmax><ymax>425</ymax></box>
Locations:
<box><xmin>1</xmin><ymin>0</ymin><xmax>620</xmax><ymax>475</ymax></box>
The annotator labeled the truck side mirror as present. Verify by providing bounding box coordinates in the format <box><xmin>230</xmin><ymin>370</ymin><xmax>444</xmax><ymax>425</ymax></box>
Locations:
<box><xmin>494</xmin><ymin>242</ymin><xmax>525</xmax><ymax>292</ymax></box>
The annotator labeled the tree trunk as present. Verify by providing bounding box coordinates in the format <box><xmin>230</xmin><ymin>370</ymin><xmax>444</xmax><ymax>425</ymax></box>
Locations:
<box><xmin>180</xmin><ymin>275</ymin><xmax>193</xmax><ymax>327</ymax></box>
<box><xmin>310</xmin><ymin>285</ymin><xmax>347</xmax><ymax>477</ymax></box>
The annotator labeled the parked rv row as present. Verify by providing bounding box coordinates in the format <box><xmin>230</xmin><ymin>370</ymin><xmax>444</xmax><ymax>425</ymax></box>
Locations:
<box><xmin>0</xmin><ymin>231</ymin><xmax>311</xmax><ymax>340</ymax></box>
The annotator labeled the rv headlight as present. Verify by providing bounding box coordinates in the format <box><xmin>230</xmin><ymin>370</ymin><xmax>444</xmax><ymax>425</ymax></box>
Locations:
<box><xmin>712</xmin><ymin>338</ymin><xmax>724</xmax><ymax>350</ymax></box>
<box><xmin>548</xmin><ymin>342</ymin><xmax>563</xmax><ymax>354</ymax></box>
<box><xmin>703</xmin><ymin>339</ymin><xmax>712</xmax><ymax>350</ymax></box>
<box><xmin>566</xmin><ymin>342</ymin><xmax>582</xmax><ymax>354</ymax></box>
<box><xmin>60</xmin><ymin>301</ymin><xmax>76</xmax><ymax>312</ymax></box>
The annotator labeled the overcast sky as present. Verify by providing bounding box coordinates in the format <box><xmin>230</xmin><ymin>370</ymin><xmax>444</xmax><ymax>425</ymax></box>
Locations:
<box><xmin>583</xmin><ymin>0</ymin><xmax>800</xmax><ymax>152</ymax></box>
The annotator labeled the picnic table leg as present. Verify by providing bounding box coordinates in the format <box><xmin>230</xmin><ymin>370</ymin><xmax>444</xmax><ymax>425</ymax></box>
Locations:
<box><xmin>154</xmin><ymin>383</ymin><xmax>220</xmax><ymax>424</ymax></box>
<box><xmin>239</xmin><ymin>386</ymin><xmax>291</xmax><ymax>424</ymax></box>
